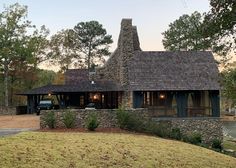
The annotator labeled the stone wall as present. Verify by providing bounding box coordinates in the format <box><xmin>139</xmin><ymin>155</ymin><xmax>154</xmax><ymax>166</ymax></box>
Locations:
<box><xmin>40</xmin><ymin>108</ymin><xmax>147</xmax><ymax>129</ymax></box>
<box><xmin>154</xmin><ymin>117</ymin><xmax>223</xmax><ymax>144</ymax></box>
<box><xmin>121</xmin><ymin>91</ymin><xmax>133</xmax><ymax>108</ymax></box>
<box><xmin>40</xmin><ymin>109</ymin><xmax>223</xmax><ymax>144</ymax></box>
<box><xmin>94</xmin><ymin>49</ymin><xmax>120</xmax><ymax>82</ymax></box>
<box><xmin>0</xmin><ymin>106</ymin><xmax>16</xmax><ymax>115</ymax></box>
<box><xmin>171</xmin><ymin>118</ymin><xmax>223</xmax><ymax>144</ymax></box>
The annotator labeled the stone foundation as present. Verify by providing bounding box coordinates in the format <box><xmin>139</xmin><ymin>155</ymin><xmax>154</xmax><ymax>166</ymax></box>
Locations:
<box><xmin>40</xmin><ymin>109</ymin><xmax>223</xmax><ymax>144</ymax></box>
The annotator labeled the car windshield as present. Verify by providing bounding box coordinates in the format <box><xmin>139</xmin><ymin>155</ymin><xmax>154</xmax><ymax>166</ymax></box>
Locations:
<box><xmin>39</xmin><ymin>100</ymin><xmax>52</xmax><ymax>105</ymax></box>
<box><xmin>86</xmin><ymin>103</ymin><xmax>95</xmax><ymax>107</ymax></box>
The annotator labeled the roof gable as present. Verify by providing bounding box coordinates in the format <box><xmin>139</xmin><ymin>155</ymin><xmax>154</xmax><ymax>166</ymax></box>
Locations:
<box><xmin>65</xmin><ymin>69</ymin><xmax>89</xmax><ymax>84</ymax></box>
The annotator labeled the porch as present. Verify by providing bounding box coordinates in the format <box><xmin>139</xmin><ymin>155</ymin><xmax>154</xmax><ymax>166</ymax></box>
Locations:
<box><xmin>133</xmin><ymin>90</ymin><xmax>220</xmax><ymax>117</ymax></box>
<box><xmin>23</xmin><ymin>91</ymin><xmax>122</xmax><ymax>113</ymax></box>
<box><xmin>17</xmin><ymin>82</ymin><xmax>123</xmax><ymax>113</ymax></box>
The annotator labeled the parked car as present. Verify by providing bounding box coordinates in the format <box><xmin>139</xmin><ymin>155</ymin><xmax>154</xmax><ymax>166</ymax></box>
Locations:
<box><xmin>85</xmin><ymin>102</ymin><xmax>96</xmax><ymax>109</ymax></box>
<box><xmin>85</xmin><ymin>102</ymin><xmax>102</xmax><ymax>109</ymax></box>
<box><xmin>36</xmin><ymin>99</ymin><xmax>54</xmax><ymax>115</ymax></box>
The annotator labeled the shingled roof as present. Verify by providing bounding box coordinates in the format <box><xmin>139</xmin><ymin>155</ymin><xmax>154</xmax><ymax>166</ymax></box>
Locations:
<box><xmin>17</xmin><ymin>85</ymin><xmax>63</xmax><ymax>95</ymax></box>
<box><xmin>128</xmin><ymin>51</ymin><xmax>220</xmax><ymax>91</ymax></box>
<box><xmin>65</xmin><ymin>69</ymin><xmax>89</xmax><ymax>85</ymax></box>
<box><xmin>18</xmin><ymin>81</ymin><xmax>123</xmax><ymax>95</ymax></box>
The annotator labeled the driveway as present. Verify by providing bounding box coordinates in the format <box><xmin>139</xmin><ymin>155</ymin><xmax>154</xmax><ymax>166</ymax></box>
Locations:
<box><xmin>0</xmin><ymin>115</ymin><xmax>40</xmax><ymax>136</ymax></box>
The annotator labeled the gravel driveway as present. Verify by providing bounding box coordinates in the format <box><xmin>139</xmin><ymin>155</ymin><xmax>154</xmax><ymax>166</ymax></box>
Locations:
<box><xmin>0</xmin><ymin>115</ymin><xmax>39</xmax><ymax>136</ymax></box>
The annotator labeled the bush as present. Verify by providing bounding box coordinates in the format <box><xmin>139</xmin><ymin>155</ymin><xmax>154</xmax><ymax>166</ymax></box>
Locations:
<box><xmin>145</xmin><ymin>121</ymin><xmax>171</xmax><ymax>138</ymax></box>
<box><xmin>199</xmin><ymin>143</ymin><xmax>210</xmax><ymax>149</ymax></box>
<box><xmin>43</xmin><ymin>111</ymin><xmax>56</xmax><ymax>129</ymax></box>
<box><xmin>62</xmin><ymin>110</ymin><xmax>77</xmax><ymax>128</ymax></box>
<box><xmin>170</xmin><ymin>128</ymin><xmax>182</xmax><ymax>140</ymax></box>
<box><xmin>211</xmin><ymin>139</ymin><xmax>223</xmax><ymax>151</ymax></box>
<box><xmin>86</xmin><ymin>112</ymin><xmax>99</xmax><ymax>131</ymax></box>
<box><xmin>116</xmin><ymin>108</ymin><xmax>186</xmax><ymax>141</ymax></box>
<box><xmin>116</xmin><ymin>108</ymin><xmax>144</xmax><ymax>131</ymax></box>
<box><xmin>183</xmin><ymin>132</ymin><xmax>202</xmax><ymax>145</ymax></box>
<box><xmin>116</xmin><ymin>108</ymin><xmax>173</xmax><ymax>137</ymax></box>
<box><xmin>116</xmin><ymin>108</ymin><xmax>130</xmax><ymax>129</ymax></box>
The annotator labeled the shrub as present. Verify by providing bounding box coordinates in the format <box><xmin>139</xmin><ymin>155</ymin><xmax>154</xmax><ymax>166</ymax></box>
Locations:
<box><xmin>86</xmin><ymin>112</ymin><xmax>99</xmax><ymax>131</ymax></box>
<box><xmin>170</xmin><ymin>128</ymin><xmax>182</xmax><ymax>140</ymax></box>
<box><xmin>182</xmin><ymin>134</ymin><xmax>190</xmax><ymax>143</ymax></box>
<box><xmin>116</xmin><ymin>108</ymin><xmax>130</xmax><ymax>129</ymax></box>
<box><xmin>62</xmin><ymin>110</ymin><xmax>77</xmax><ymax>128</ymax></box>
<box><xmin>143</xmin><ymin>120</ymin><xmax>156</xmax><ymax>134</ymax></box>
<box><xmin>116</xmin><ymin>108</ymin><xmax>173</xmax><ymax>137</ymax></box>
<box><xmin>116</xmin><ymin>108</ymin><xmax>184</xmax><ymax>140</ymax></box>
<box><xmin>116</xmin><ymin>108</ymin><xmax>144</xmax><ymax>131</ymax></box>
<box><xmin>184</xmin><ymin>132</ymin><xmax>202</xmax><ymax>145</ymax></box>
<box><xmin>43</xmin><ymin>111</ymin><xmax>56</xmax><ymax>129</ymax></box>
<box><xmin>211</xmin><ymin>139</ymin><xmax>223</xmax><ymax>151</ymax></box>
<box><xmin>144</xmin><ymin>121</ymin><xmax>171</xmax><ymax>138</ymax></box>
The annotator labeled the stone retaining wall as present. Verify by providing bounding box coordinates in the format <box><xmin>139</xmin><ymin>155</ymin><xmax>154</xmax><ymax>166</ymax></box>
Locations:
<box><xmin>0</xmin><ymin>107</ymin><xmax>16</xmax><ymax>115</ymax></box>
<box><xmin>40</xmin><ymin>108</ymin><xmax>147</xmax><ymax>129</ymax></box>
<box><xmin>171</xmin><ymin>118</ymin><xmax>223</xmax><ymax>144</ymax></box>
<box><xmin>153</xmin><ymin>118</ymin><xmax>223</xmax><ymax>144</ymax></box>
<box><xmin>40</xmin><ymin>109</ymin><xmax>223</xmax><ymax>144</ymax></box>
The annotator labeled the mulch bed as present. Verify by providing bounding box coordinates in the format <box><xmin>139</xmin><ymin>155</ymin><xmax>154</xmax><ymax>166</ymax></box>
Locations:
<box><xmin>38</xmin><ymin>127</ymin><xmax>130</xmax><ymax>133</ymax></box>
<box><xmin>37</xmin><ymin>128</ymin><xmax>157</xmax><ymax>137</ymax></box>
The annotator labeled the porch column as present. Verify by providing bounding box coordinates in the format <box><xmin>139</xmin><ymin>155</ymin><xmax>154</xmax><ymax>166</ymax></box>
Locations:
<box><xmin>209</xmin><ymin>90</ymin><xmax>220</xmax><ymax>117</ymax></box>
<box><xmin>56</xmin><ymin>94</ymin><xmax>66</xmax><ymax>109</ymax></box>
<box><xmin>176</xmin><ymin>92</ymin><xmax>188</xmax><ymax>117</ymax></box>
<box><xmin>27</xmin><ymin>95</ymin><xmax>30</xmax><ymax>114</ymax></box>
<box><xmin>27</xmin><ymin>95</ymin><xmax>34</xmax><ymax>114</ymax></box>
<box><xmin>33</xmin><ymin>95</ymin><xmax>37</xmax><ymax>113</ymax></box>
<box><xmin>122</xmin><ymin>91</ymin><xmax>133</xmax><ymax>108</ymax></box>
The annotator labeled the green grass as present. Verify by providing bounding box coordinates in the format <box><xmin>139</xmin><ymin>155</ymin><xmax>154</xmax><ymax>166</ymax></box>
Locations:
<box><xmin>224</xmin><ymin>139</ymin><xmax>236</xmax><ymax>151</ymax></box>
<box><xmin>0</xmin><ymin>132</ymin><xmax>236</xmax><ymax>168</ymax></box>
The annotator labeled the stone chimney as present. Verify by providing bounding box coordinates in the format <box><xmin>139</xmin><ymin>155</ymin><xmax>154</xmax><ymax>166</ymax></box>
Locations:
<box><xmin>118</xmin><ymin>19</ymin><xmax>141</xmax><ymax>86</ymax></box>
<box><xmin>132</xmin><ymin>26</ymin><xmax>141</xmax><ymax>51</ymax></box>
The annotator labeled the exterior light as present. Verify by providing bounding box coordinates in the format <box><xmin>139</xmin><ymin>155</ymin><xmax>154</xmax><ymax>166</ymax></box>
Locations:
<box><xmin>91</xmin><ymin>81</ymin><xmax>95</xmax><ymax>85</ymax></box>
<box><xmin>93</xmin><ymin>94</ymin><xmax>98</xmax><ymax>100</ymax></box>
<box><xmin>159</xmin><ymin>94</ymin><xmax>165</xmax><ymax>99</ymax></box>
<box><xmin>48</xmin><ymin>93</ymin><xmax>51</xmax><ymax>97</ymax></box>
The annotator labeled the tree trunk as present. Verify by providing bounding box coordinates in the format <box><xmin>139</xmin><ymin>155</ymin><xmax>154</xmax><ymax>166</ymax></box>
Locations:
<box><xmin>88</xmin><ymin>49</ymin><xmax>91</xmax><ymax>70</ymax></box>
<box><xmin>10</xmin><ymin>76</ymin><xmax>13</xmax><ymax>106</ymax></box>
<box><xmin>87</xmin><ymin>41</ymin><xmax>92</xmax><ymax>70</ymax></box>
<box><xmin>4</xmin><ymin>61</ymin><xmax>9</xmax><ymax>107</ymax></box>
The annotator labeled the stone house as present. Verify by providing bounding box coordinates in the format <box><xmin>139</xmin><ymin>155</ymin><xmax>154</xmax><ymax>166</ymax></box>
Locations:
<box><xmin>19</xmin><ymin>18</ymin><xmax>220</xmax><ymax>118</ymax></box>
<box><xmin>19</xmin><ymin>19</ymin><xmax>222</xmax><ymax>143</ymax></box>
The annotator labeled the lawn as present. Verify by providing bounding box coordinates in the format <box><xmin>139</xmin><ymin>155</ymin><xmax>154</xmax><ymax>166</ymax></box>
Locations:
<box><xmin>224</xmin><ymin>139</ymin><xmax>236</xmax><ymax>151</ymax></box>
<box><xmin>0</xmin><ymin>132</ymin><xmax>235</xmax><ymax>168</ymax></box>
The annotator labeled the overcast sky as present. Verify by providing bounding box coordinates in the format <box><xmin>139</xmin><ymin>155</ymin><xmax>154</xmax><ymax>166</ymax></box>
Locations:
<box><xmin>0</xmin><ymin>0</ymin><xmax>211</xmax><ymax>52</ymax></box>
